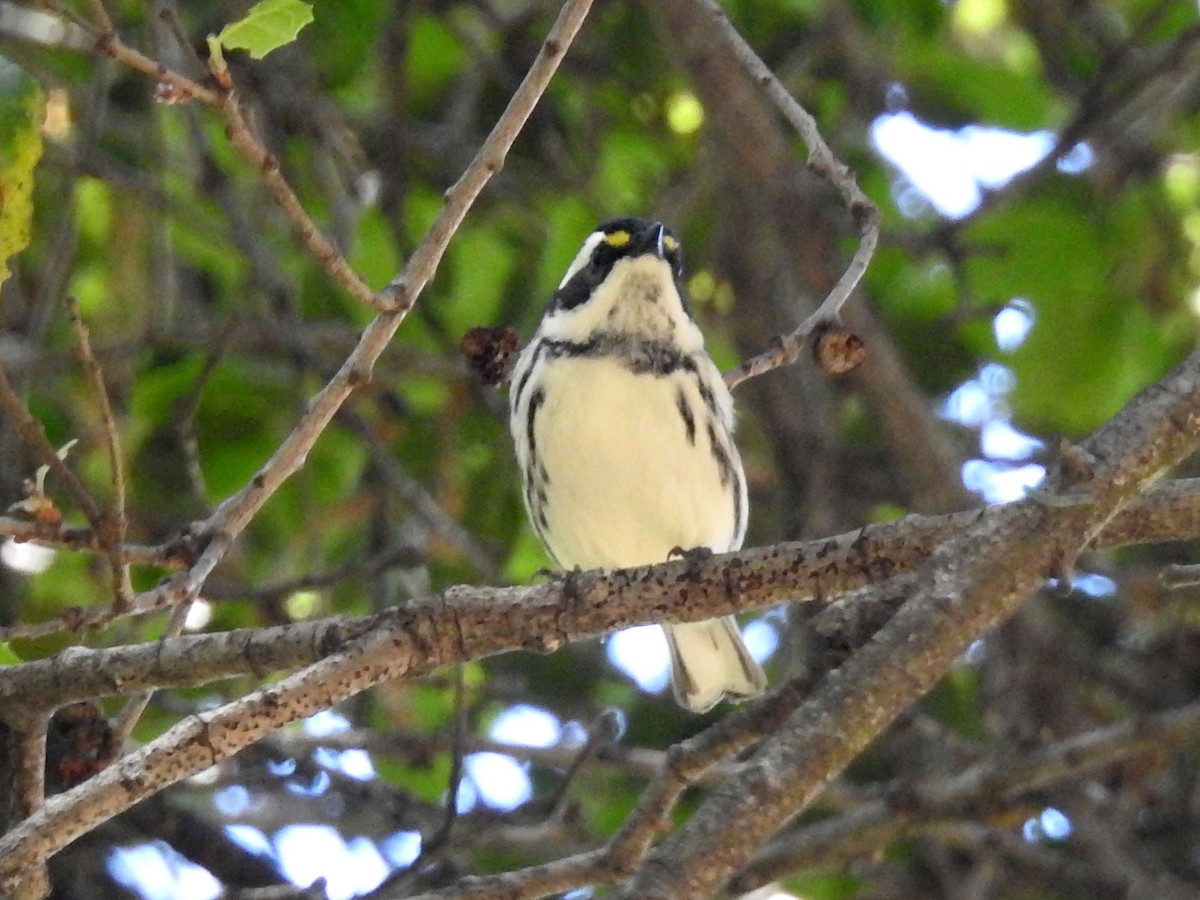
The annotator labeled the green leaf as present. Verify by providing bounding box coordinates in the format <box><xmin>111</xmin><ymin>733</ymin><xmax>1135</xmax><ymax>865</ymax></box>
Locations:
<box><xmin>0</xmin><ymin>55</ymin><xmax>45</xmax><ymax>288</ymax></box>
<box><xmin>783</xmin><ymin>869</ymin><xmax>863</xmax><ymax>900</ymax></box>
<box><xmin>215</xmin><ymin>0</ymin><xmax>314</xmax><ymax>60</ymax></box>
<box><xmin>967</xmin><ymin>193</ymin><xmax>1175</xmax><ymax>434</ymax></box>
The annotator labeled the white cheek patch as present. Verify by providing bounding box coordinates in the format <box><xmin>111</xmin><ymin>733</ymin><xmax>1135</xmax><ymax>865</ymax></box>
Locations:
<box><xmin>557</xmin><ymin>231</ymin><xmax>606</xmax><ymax>289</ymax></box>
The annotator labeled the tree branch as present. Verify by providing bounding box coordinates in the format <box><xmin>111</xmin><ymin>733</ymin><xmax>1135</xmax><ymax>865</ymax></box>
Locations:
<box><xmin>731</xmin><ymin>699</ymin><xmax>1200</xmax><ymax>892</ymax></box>
<box><xmin>617</xmin><ymin>345</ymin><xmax>1200</xmax><ymax>897</ymax></box>
<box><xmin>4</xmin><ymin>475</ymin><xmax>1200</xmax><ymax>705</ymax></box>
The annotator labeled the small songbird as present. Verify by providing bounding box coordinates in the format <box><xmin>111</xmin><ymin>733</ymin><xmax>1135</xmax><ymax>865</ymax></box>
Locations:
<box><xmin>508</xmin><ymin>217</ymin><xmax>767</xmax><ymax>712</ymax></box>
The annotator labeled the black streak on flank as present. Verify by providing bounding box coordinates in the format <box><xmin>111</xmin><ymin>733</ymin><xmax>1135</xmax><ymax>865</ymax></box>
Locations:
<box><xmin>676</xmin><ymin>387</ymin><xmax>697</xmax><ymax>446</ymax></box>
<box><xmin>514</xmin><ymin>339</ymin><xmax>551</xmax><ymax>409</ymax></box>
<box><xmin>732</xmin><ymin>465</ymin><xmax>745</xmax><ymax>542</ymax></box>
<box><xmin>526</xmin><ymin>386</ymin><xmax>546</xmax><ymax>463</ymax></box>
<box><xmin>695</xmin><ymin>371</ymin><xmax>719</xmax><ymax>417</ymax></box>
<box><xmin>707</xmin><ymin>420</ymin><xmax>734</xmax><ymax>489</ymax></box>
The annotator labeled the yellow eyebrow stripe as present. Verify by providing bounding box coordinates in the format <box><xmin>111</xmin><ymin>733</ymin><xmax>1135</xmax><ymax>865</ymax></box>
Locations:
<box><xmin>604</xmin><ymin>230</ymin><xmax>631</xmax><ymax>247</ymax></box>
<box><xmin>663</xmin><ymin>235</ymin><xmax>679</xmax><ymax>252</ymax></box>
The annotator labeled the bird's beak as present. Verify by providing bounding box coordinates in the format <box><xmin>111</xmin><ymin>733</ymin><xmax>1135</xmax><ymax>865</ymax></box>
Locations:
<box><xmin>630</xmin><ymin>222</ymin><xmax>669</xmax><ymax>260</ymax></box>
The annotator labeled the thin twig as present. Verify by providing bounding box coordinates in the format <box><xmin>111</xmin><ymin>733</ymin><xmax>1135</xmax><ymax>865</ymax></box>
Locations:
<box><xmin>0</xmin><ymin>362</ymin><xmax>104</xmax><ymax>527</ymax></box>
<box><xmin>543</xmin><ymin>710</ymin><xmax>623</xmax><ymax>817</ymax></box>
<box><xmin>121</xmin><ymin>0</ymin><xmax>595</xmax><ymax>621</ymax></box>
<box><xmin>90</xmin><ymin>26</ymin><xmax>221</xmax><ymax>107</ymax></box>
<box><xmin>731</xmin><ymin>698</ymin><xmax>1200</xmax><ymax>891</ymax></box>
<box><xmin>111</xmin><ymin>600</ymin><xmax>194</xmax><ymax>749</ymax></box>
<box><xmin>693</xmin><ymin>0</ymin><xmax>881</xmax><ymax>391</ymax></box>
<box><xmin>417</xmin><ymin>665</ymin><xmax>468</xmax><ymax>864</ymax></box>
<box><xmin>376</xmin><ymin>0</ymin><xmax>595</xmax><ymax>312</ymax></box>
<box><xmin>217</xmin><ymin>95</ymin><xmax>379</xmax><ymax>308</ymax></box>
<box><xmin>81</xmin><ymin>0</ymin><xmax>114</xmax><ymax>33</ymax></box>
<box><xmin>0</xmin><ymin>517</ymin><xmax>175</xmax><ymax>566</ymax></box>
<box><xmin>66</xmin><ymin>298</ymin><xmax>134</xmax><ymax>611</ymax></box>
<box><xmin>204</xmin><ymin>542</ymin><xmax>425</xmax><ymax>604</ymax></box>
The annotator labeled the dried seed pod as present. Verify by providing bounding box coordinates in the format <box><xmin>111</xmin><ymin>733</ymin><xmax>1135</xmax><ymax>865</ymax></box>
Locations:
<box><xmin>461</xmin><ymin>326</ymin><xmax>520</xmax><ymax>387</ymax></box>
<box><xmin>812</xmin><ymin>323</ymin><xmax>866</xmax><ymax>376</ymax></box>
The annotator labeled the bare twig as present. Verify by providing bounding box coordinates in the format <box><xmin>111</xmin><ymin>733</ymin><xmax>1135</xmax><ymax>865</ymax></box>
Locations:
<box><xmin>402</xmin><ymin>849</ymin><xmax>608</xmax><ymax>900</ymax></box>
<box><xmin>121</xmin><ymin>0</ymin><xmax>594</xmax><ymax>621</ymax></box>
<box><xmin>0</xmin><ymin>517</ymin><xmax>173</xmax><ymax>566</ymax></box>
<box><xmin>111</xmin><ymin>599</ymin><xmax>195</xmax><ymax>750</ymax></box>
<box><xmin>0</xmin><ymin>362</ymin><xmax>104</xmax><ymax>527</ymax></box>
<box><xmin>417</xmin><ymin>665</ymin><xmax>468</xmax><ymax>865</ymax></box>
<box><xmin>217</xmin><ymin>95</ymin><xmax>379</xmax><ymax>307</ymax></box>
<box><xmin>89</xmin><ymin>25</ymin><xmax>220</xmax><ymax>106</ymax></box>
<box><xmin>65</xmin><ymin>298</ymin><xmax>134</xmax><ymax>611</ymax></box>
<box><xmin>1160</xmin><ymin>562</ymin><xmax>1200</xmax><ymax>587</ymax></box>
<box><xmin>204</xmin><ymin>541</ymin><xmax>425</xmax><ymax>604</ymax></box>
<box><xmin>692</xmin><ymin>0</ymin><xmax>881</xmax><ymax>391</ymax></box>
<box><xmin>731</xmin><ymin>699</ymin><xmax>1200</xmax><ymax>892</ymax></box>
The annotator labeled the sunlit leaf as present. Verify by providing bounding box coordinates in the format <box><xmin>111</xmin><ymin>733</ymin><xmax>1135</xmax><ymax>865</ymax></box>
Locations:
<box><xmin>215</xmin><ymin>0</ymin><xmax>314</xmax><ymax>60</ymax></box>
<box><xmin>0</xmin><ymin>55</ymin><xmax>44</xmax><ymax>288</ymax></box>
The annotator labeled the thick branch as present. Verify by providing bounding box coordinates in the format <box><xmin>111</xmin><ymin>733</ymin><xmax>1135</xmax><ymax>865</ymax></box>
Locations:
<box><xmin>732</xmin><ymin>699</ymin><xmax>1200</xmax><ymax>892</ymax></box>
<box><xmin>3</xmin><ymin>476</ymin><xmax>1198</xmax><ymax>708</ymax></box>
<box><xmin>616</xmin><ymin>348</ymin><xmax>1200</xmax><ymax>896</ymax></box>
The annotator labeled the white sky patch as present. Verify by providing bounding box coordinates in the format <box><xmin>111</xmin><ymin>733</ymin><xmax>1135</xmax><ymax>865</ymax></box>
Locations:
<box><xmin>559</xmin><ymin>719</ymin><xmax>590</xmax><ymax>747</ymax></box>
<box><xmin>381</xmin><ymin>831</ymin><xmax>422</xmax><ymax>868</ymax></box>
<box><xmin>1</xmin><ymin>540</ymin><xmax>54</xmax><ymax>574</ymax></box>
<box><xmin>314</xmin><ymin>746</ymin><xmax>376</xmax><ymax>781</ymax></box>
<box><xmin>455</xmin><ymin>776</ymin><xmax>479</xmax><ymax>813</ymax></box>
<box><xmin>304</xmin><ymin>709</ymin><xmax>351</xmax><ymax>737</ymax></box>
<box><xmin>942</xmin><ymin>379</ymin><xmax>994</xmax><ymax>428</ymax></box>
<box><xmin>1024</xmin><ymin>807</ymin><xmax>1073</xmax><ymax>842</ymax></box>
<box><xmin>942</xmin><ymin>345</ymin><xmax>1047</xmax><ymax>504</ymax></box>
<box><xmin>1057</xmin><ymin>142</ymin><xmax>1094</xmax><ymax>173</ymax></box>
<box><xmin>742</xmin><ymin>619</ymin><xmax>778</xmax><ymax>662</ymax></box>
<box><xmin>266</xmin><ymin>757</ymin><xmax>297</xmax><ymax>776</ymax></box>
<box><xmin>224</xmin><ymin>824</ymin><xmax>275</xmax><ymax>859</ymax></box>
<box><xmin>490</xmin><ymin>704</ymin><xmax>562</xmax><ymax>748</ymax></box>
<box><xmin>981</xmin><ymin>420</ymin><xmax>1043</xmax><ymax>460</ymax></box>
<box><xmin>962</xmin><ymin>460</ymin><xmax>1046</xmax><ymax>503</ymax></box>
<box><xmin>284</xmin><ymin>769</ymin><xmax>330</xmax><ymax>796</ymax></box>
<box><xmin>871</xmin><ymin>112</ymin><xmax>1058</xmax><ymax>218</ymax></box>
<box><xmin>464</xmin><ymin>752</ymin><xmax>531</xmax><ymax>811</ymax></box>
<box><xmin>212</xmin><ymin>784</ymin><xmax>251</xmax><ymax>816</ymax></box>
<box><xmin>1073</xmin><ymin>573</ymin><xmax>1117</xmax><ymax>597</ymax></box>
<box><xmin>184</xmin><ymin>600</ymin><xmax>212</xmax><ymax>631</ymax></box>
<box><xmin>993</xmin><ymin>300</ymin><xmax>1035</xmax><ymax>351</ymax></box>
<box><xmin>274</xmin><ymin>824</ymin><xmax>388</xmax><ymax>899</ymax></box>
<box><xmin>608</xmin><ymin>625</ymin><xmax>670</xmax><ymax>694</ymax></box>
<box><xmin>107</xmin><ymin>842</ymin><xmax>220</xmax><ymax>900</ymax></box>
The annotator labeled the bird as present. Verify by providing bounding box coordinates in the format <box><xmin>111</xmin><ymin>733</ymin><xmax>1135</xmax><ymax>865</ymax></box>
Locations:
<box><xmin>508</xmin><ymin>216</ymin><xmax>768</xmax><ymax>712</ymax></box>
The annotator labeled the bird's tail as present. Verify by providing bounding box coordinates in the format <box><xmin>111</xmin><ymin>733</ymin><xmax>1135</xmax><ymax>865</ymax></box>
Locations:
<box><xmin>663</xmin><ymin>617</ymin><xmax>768</xmax><ymax>713</ymax></box>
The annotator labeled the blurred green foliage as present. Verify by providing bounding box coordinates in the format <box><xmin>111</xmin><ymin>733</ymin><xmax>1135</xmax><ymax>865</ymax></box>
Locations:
<box><xmin>2</xmin><ymin>0</ymin><xmax>1199</xmax><ymax>895</ymax></box>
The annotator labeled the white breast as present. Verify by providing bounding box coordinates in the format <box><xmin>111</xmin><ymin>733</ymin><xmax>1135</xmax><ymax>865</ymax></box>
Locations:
<box><xmin>518</xmin><ymin>353</ymin><xmax>745</xmax><ymax>570</ymax></box>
